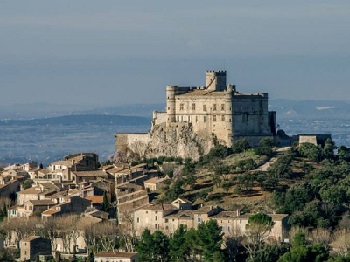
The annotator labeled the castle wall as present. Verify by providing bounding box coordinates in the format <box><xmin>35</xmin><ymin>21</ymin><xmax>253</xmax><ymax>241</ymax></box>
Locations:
<box><xmin>115</xmin><ymin>133</ymin><xmax>151</xmax><ymax>161</ymax></box>
<box><xmin>115</xmin><ymin>70</ymin><xmax>276</xmax><ymax>162</ymax></box>
<box><xmin>232</xmin><ymin>94</ymin><xmax>271</xmax><ymax>136</ymax></box>
<box><xmin>152</xmin><ymin>111</ymin><xmax>167</xmax><ymax>126</ymax></box>
<box><xmin>169</xmin><ymin>93</ymin><xmax>233</xmax><ymax>146</ymax></box>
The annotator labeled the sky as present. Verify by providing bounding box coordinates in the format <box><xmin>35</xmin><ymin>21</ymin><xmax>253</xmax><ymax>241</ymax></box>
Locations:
<box><xmin>1</xmin><ymin>0</ymin><xmax>350</xmax><ymax>106</ymax></box>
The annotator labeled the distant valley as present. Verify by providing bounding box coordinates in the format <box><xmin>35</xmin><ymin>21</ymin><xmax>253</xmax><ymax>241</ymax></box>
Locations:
<box><xmin>1</xmin><ymin>100</ymin><xmax>350</xmax><ymax>166</ymax></box>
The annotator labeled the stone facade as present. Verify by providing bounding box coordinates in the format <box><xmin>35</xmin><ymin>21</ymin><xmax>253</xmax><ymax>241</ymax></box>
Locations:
<box><xmin>20</xmin><ymin>236</ymin><xmax>52</xmax><ymax>262</ymax></box>
<box><xmin>133</xmin><ymin>203</ymin><xmax>289</xmax><ymax>242</ymax></box>
<box><xmin>115</xmin><ymin>70</ymin><xmax>276</xmax><ymax>161</ymax></box>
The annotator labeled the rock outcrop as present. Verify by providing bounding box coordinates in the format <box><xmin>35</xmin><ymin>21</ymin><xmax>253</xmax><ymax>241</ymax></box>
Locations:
<box><xmin>116</xmin><ymin>123</ymin><xmax>217</xmax><ymax>162</ymax></box>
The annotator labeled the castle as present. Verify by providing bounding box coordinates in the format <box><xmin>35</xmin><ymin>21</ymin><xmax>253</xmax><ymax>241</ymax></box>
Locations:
<box><xmin>115</xmin><ymin>70</ymin><xmax>277</xmax><ymax>161</ymax></box>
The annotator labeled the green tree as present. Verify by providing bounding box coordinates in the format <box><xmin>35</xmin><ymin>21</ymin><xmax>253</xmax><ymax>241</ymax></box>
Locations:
<box><xmin>323</xmin><ymin>138</ymin><xmax>335</xmax><ymax>160</ymax></box>
<box><xmin>299</xmin><ymin>142</ymin><xmax>322</xmax><ymax>162</ymax></box>
<box><xmin>136</xmin><ymin>229</ymin><xmax>170</xmax><ymax>262</ymax></box>
<box><xmin>169</xmin><ymin>224</ymin><xmax>190</xmax><ymax>262</ymax></box>
<box><xmin>244</xmin><ymin>213</ymin><xmax>275</xmax><ymax>259</ymax></box>
<box><xmin>232</xmin><ymin>139</ymin><xmax>250</xmax><ymax>154</ymax></box>
<box><xmin>338</xmin><ymin>146</ymin><xmax>350</xmax><ymax>162</ymax></box>
<box><xmin>197</xmin><ymin>219</ymin><xmax>223</xmax><ymax>262</ymax></box>
<box><xmin>254</xmin><ymin>138</ymin><xmax>274</xmax><ymax>157</ymax></box>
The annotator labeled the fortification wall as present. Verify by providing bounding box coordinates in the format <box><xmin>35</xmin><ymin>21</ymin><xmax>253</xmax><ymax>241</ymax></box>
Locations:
<box><xmin>232</xmin><ymin>96</ymin><xmax>271</xmax><ymax>135</ymax></box>
<box><xmin>115</xmin><ymin>133</ymin><xmax>151</xmax><ymax>162</ymax></box>
<box><xmin>152</xmin><ymin>111</ymin><xmax>167</xmax><ymax>126</ymax></box>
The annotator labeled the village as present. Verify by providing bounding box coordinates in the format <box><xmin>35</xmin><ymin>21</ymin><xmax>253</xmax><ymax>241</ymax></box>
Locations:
<box><xmin>0</xmin><ymin>149</ymin><xmax>292</xmax><ymax>261</ymax></box>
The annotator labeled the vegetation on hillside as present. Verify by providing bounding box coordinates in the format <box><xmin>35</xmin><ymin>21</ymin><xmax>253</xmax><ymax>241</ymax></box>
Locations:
<box><xmin>137</xmin><ymin>138</ymin><xmax>350</xmax><ymax>261</ymax></box>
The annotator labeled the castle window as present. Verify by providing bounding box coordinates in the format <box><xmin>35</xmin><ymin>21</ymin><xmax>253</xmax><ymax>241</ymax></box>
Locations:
<box><xmin>137</xmin><ymin>217</ymin><xmax>140</xmax><ymax>223</ymax></box>
<box><xmin>213</xmin><ymin>115</ymin><xmax>216</xmax><ymax>122</ymax></box>
<box><xmin>180</xmin><ymin>104</ymin><xmax>184</xmax><ymax>110</ymax></box>
<box><xmin>213</xmin><ymin>104</ymin><xmax>217</xmax><ymax>111</ymax></box>
<box><xmin>192</xmin><ymin>103</ymin><xmax>196</xmax><ymax>110</ymax></box>
<box><xmin>221</xmin><ymin>115</ymin><xmax>225</xmax><ymax>121</ymax></box>
<box><xmin>196</xmin><ymin>116</ymin><xmax>198</xmax><ymax>122</ymax></box>
<box><xmin>204</xmin><ymin>116</ymin><xmax>207</xmax><ymax>122</ymax></box>
<box><xmin>221</xmin><ymin>104</ymin><xmax>225</xmax><ymax>111</ymax></box>
<box><xmin>203</xmin><ymin>105</ymin><xmax>207</xmax><ymax>112</ymax></box>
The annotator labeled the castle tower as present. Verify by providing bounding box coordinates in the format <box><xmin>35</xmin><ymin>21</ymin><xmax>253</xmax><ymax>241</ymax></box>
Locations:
<box><xmin>206</xmin><ymin>70</ymin><xmax>227</xmax><ymax>91</ymax></box>
<box><xmin>225</xmin><ymin>85</ymin><xmax>234</xmax><ymax>147</ymax></box>
<box><xmin>166</xmin><ymin>85</ymin><xmax>176</xmax><ymax>124</ymax></box>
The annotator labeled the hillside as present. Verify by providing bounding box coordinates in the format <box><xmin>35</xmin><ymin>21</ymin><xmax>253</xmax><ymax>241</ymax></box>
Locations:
<box><xmin>145</xmin><ymin>139</ymin><xmax>349</xmax><ymax>230</ymax></box>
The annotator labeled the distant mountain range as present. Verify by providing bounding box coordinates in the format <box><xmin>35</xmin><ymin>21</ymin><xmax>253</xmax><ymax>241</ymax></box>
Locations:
<box><xmin>0</xmin><ymin>114</ymin><xmax>151</xmax><ymax>126</ymax></box>
<box><xmin>1</xmin><ymin>100</ymin><xmax>349</xmax><ymax>121</ymax></box>
<box><xmin>270</xmin><ymin>100</ymin><xmax>350</xmax><ymax>120</ymax></box>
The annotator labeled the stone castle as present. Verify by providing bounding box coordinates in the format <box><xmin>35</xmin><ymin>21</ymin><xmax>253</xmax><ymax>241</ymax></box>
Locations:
<box><xmin>115</xmin><ymin>70</ymin><xmax>276</xmax><ymax>161</ymax></box>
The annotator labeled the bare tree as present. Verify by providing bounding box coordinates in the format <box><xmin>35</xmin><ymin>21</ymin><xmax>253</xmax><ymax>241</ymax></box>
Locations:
<box><xmin>331</xmin><ymin>229</ymin><xmax>350</xmax><ymax>256</ymax></box>
<box><xmin>309</xmin><ymin>228</ymin><xmax>331</xmax><ymax>246</ymax></box>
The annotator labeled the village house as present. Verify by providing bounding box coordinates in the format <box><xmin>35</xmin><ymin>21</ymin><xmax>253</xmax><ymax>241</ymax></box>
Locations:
<box><xmin>94</xmin><ymin>252</ymin><xmax>138</xmax><ymax>262</ymax></box>
<box><xmin>143</xmin><ymin>175</ymin><xmax>170</xmax><ymax>191</ymax></box>
<box><xmin>71</xmin><ymin>170</ymin><xmax>109</xmax><ymax>184</ymax></box>
<box><xmin>20</xmin><ymin>236</ymin><xmax>52</xmax><ymax>262</ymax></box>
<box><xmin>85</xmin><ymin>195</ymin><xmax>104</xmax><ymax>210</ymax></box>
<box><xmin>41</xmin><ymin>195</ymin><xmax>91</xmax><ymax>219</ymax></box>
<box><xmin>0</xmin><ymin>177</ymin><xmax>21</xmax><ymax>198</ymax></box>
<box><xmin>133</xmin><ymin>201</ymin><xmax>289</xmax><ymax>242</ymax></box>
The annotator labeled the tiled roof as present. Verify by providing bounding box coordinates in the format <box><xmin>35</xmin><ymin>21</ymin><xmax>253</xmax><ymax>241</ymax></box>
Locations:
<box><xmin>144</xmin><ymin>176</ymin><xmax>169</xmax><ymax>184</ymax></box>
<box><xmin>140</xmin><ymin>203</ymin><xmax>177</xmax><ymax>211</ymax></box>
<box><xmin>95</xmin><ymin>252</ymin><xmax>137</xmax><ymax>258</ymax></box>
<box><xmin>28</xmin><ymin>200</ymin><xmax>55</xmax><ymax>206</ymax></box>
<box><xmin>18</xmin><ymin>187</ymin><xmax>41</xmax><ymax>195</ymax></box>
<box><xmin>85</xmin><ymin>196</ymin><xmax>103</xmax><ymax>204</ymax></box>
<box><xmin>42</xmin><ymin>209</ymin><xmax>59</xmax><ymax>216</ymax></box>
<box><xmin>51</xmin><ymin>160</ymin><xmax>72</xmax><ymax>166</ymax></box>
<box><xmin>177</xmin><ymin>89</ymin><xmax>225</xmax><ymax>97</ymax></box>
<box><xmin>72</xmin><ymin>170</ymin><xmax>108</xmax><ymax>177</ymax></box>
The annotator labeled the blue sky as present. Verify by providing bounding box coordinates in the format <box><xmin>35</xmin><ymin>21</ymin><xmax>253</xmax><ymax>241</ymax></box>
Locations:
<box><xmin>1</xmin><ymin>0</ymin><xmax>349</xmax><ymax>106</ymax></box>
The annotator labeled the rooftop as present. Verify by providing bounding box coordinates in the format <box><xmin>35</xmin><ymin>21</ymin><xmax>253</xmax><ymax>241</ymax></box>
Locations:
<box><xmin>95</xmin><ymin>252</ymin><xmax>137</xmax><ymax>258</ymax></box>
<box><xmin>72</xmin><ymin>170</ymin><xmax>108</xmax><ymax>177</ymax></box>
<box><xmin>85</xmin><ymin>195</ymin><xmax>103</xmax><ymax>204</ymax></box>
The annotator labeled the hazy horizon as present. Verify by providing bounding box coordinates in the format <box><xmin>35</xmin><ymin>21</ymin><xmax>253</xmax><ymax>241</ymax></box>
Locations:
<box><xmin>1</xmin><ymin>1</ymin><xmax>349</xmax><ymax>106</ymax></box>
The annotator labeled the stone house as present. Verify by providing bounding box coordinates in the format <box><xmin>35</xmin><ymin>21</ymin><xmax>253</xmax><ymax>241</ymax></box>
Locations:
<box><xmin>143</xmin><ymin>175</ymin><xmax>170</xmax><ymax>191</ymax></box>
<box><xmin>41</xmin><ymin>196</ymin><xmax>91</xmax><ymax>219</ymax></box>
<box><xmin>17</xmin><ymin>183</ymin><xmax>60</xmax><ymax>205</ymax></box>
<box><xmin>71</xmin><ymin>170</ymin><xmax>109</xmax><ymax>184</ymax></box>
<box><xmin>94</xmin><ymin>252</ymin><xmax>138</xmax><ymax>262</ymax></box>
<box><xmin>133</xmin><ymin>203</ymin><xmax>289</xmax><ymax>242</ymax></box>
<box><xmin>21</xmin><ymin>200</ymin><xmax>56</xmax><ymax>217</ymax></box>
<box><xmin>17</xmin><ymin>186</ymin><xmax>42</xmax><ymax>205</ymax></box>
<box><xmin>85</xmin><ymin>195</ymin><xmax>104</xmax><ymax>210</ymax></box>
<box><xmin>0</xmin><ymin>178</ymin><xmax>21</xmax><ymax>198</ymax></box>
<box><xmin>20</xmin><ymin>236</ymin><xmax>52</xmax><ymax>262</ymax></box>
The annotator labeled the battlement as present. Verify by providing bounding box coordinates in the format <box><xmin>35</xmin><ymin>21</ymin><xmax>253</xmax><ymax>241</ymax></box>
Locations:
<box><xmin>206</xmin><ymin>70</ymin><xmax>227</xmax><ymax>91</ymax></box>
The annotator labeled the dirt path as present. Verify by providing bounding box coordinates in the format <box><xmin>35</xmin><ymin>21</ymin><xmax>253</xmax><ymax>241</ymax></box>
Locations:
<box><xmin>255</xmin><ymin>147</ymin><xmax>290</xmax><ymax>171</ymax></box>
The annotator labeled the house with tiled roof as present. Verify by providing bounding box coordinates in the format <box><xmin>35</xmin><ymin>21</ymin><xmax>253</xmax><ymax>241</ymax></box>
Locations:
<box><xmin>143</xmin><ymin>175</ymin><xmax>170</xmax><ymax>191</ymax></box>
<box><xmin>133</xmin><ymin>202</ymin><xmax>289</xmax><ymax>242</ymax></box>
<box><xmin>94</xmin><ymin>251</ymin><xmax>138</xmax><ymax>262</ymax></box>
<box><xmin>71</xmin><ymin>170</ymin><xmax>109</xmax><ymax>184</ymax></box>
<box><xmin>41</xmin><ymin>195</ymin><xmax>91</xmax><ymax>219</ymax></box>
<box><xmin>17</xmin><ymin>186</ymin><xmax>42</xmax><ymax>205</ymax></box>
<box><xmin>85</xmin><ymin>195</ymin><xmax>104</xmax><ymax>210</ymax></box>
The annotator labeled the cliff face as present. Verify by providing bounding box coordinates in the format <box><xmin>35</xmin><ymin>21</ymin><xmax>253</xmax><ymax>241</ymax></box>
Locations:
<box><xmin>120</xmin><ymin>123</ymin><xmax>217</xmax><ymax>161</ymax></box>
<box><xmin>145</xmin><ymin>123</ymin><xmax>216</xmax><ymax>160</ymax></box>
